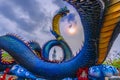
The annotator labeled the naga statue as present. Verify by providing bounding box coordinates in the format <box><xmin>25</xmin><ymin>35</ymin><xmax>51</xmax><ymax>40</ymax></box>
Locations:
<box><xmin>0</xmin><ymin>0</ymin><xmax>120</xmax><ymax>79</ymax></box>
<box><xmin>89</xmin><ymin>64</ymin><xmax>119</xmax><ymax>80</ymax></box>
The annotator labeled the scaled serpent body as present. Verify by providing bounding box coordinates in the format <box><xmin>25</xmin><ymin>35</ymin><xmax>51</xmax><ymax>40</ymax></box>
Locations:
<box><xmin>0</xmin><ymin>0</ymin><xmax>120</xmax><ymax>79</ymax></box>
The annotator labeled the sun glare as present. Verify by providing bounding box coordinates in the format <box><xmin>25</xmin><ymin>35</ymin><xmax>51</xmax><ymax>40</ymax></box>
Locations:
<box><xmin>67</xmin><ymin>25</ymin><xmax>77</xmax><ymax>35</ymax></box>
<box><xmin>68</xmin><ymin>27</ymin><xmax>76</xmax><ymax>34</ymax></box>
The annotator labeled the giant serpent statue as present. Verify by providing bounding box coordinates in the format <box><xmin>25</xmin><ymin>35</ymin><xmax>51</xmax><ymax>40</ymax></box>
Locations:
<box><xmin>0</xmin><ymin>0</ymin><xmax>120</xmax><ymax>79</ymax></box>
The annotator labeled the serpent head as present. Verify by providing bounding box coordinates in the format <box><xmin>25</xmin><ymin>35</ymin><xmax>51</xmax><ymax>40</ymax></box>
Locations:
<box><xmin>58</xmin><ymin>6</ymin><xmax>69</xmax><ymax>17</ymax></box>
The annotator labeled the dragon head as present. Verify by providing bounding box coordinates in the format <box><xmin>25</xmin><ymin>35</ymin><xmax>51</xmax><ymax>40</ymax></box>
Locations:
<box><xmin>58</xmin><ymin>6</ymin><xmax>69</xmax><ymax>17</ymax></box>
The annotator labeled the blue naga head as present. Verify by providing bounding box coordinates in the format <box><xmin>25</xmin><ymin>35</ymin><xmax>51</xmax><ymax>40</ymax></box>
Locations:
<box><xmin>89</xmin><ymin>66</ymin><xmax>101</xmax><ymax>78</ymax></box>
<box><xmin>10</xmin><ymin>64</ymin><xmax>37</xmax><ymax>79</ymax></box>
<box><xmin>58</xmin><ymin>6</ymin><xmax>69</xmax><ymax>16</ymax></box>
<box><xmin>101</xmin><ymin>65</ymin><xmax>119</xmax><ymax>77</ymax></box>
<box><xmin>89</xmin><ymin>64</ymin><xmax>119</xmax><ymax>79</ymax></box>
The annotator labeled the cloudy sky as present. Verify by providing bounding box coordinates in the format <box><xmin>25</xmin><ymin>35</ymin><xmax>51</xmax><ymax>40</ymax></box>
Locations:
<box><xmin>0</xmin><ymin>0</ymin><xmax>119</xmax><ymax>61</ymax></box>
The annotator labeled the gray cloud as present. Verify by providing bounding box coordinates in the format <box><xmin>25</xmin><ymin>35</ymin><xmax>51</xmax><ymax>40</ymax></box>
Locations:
<box><xmin>0</xmin><ymin>1</ymin><xmax>37</xmax><ymax>33</ymax></box>
<box><xmin>12</xmin><ymin>0</ymin><xmax>44</xmax><ymax>21</ymax></box>
<box><xmin>0</xmin><ymin>0</ymin><xmax>57</xmax><ymax>34</ymax></box>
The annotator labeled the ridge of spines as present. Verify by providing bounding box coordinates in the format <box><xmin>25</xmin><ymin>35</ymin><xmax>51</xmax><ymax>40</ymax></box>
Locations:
<box><xmin>4</xmin><ymin>33</ymin><xmax>36</xmax><ymax>54</ymax></box>
<box><xmin>5</xmin><ymin>33</ymin><xmax>25</xmax><ymax>42</ymax></box>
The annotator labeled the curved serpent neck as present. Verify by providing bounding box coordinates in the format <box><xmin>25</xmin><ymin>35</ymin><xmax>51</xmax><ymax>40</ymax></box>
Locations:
<box><xmin>97</xmin><ymin>0</ymin><xmax>120</xmax><ymax>64</ymax></box>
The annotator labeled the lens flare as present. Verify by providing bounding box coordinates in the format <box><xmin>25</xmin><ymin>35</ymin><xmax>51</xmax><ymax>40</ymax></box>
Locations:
<box><xmin>67</xmin><ymin>24</ymin><xmax>77</xmax><ymax>35</ymax></box>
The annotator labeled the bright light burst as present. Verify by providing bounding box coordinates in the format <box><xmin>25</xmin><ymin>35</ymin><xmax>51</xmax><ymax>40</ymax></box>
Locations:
<box><xmin>67</xmin><ymin>24</ymin><xmax>77</xmax><ymax>35</ymax></box>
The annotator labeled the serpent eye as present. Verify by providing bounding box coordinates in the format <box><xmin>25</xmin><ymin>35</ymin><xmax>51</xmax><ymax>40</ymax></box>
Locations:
<box><xmin>17</xmin><ymin>68</ymin><xmax>24</xmax><ymax>73</ymax></box>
